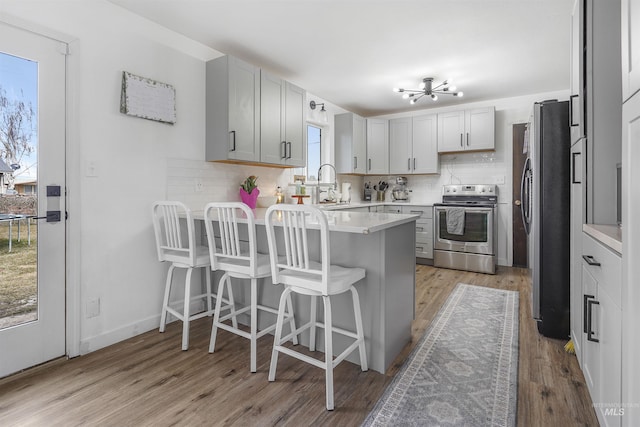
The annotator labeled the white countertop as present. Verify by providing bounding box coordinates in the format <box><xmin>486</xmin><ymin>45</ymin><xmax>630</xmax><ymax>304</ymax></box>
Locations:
<box><xmin>583</xmin><ymin>224</ymin><xmax>622</xmax><ymax>254</ymax></box>
<box><xmin>192</xmin><ymin>207</ymin><xmax>419</xmax><ymax>235</ymax></box>
<box><xmin>317</xmin><ymin>201</ymin><xmax>434</xmax><ymax>210</ymax></box>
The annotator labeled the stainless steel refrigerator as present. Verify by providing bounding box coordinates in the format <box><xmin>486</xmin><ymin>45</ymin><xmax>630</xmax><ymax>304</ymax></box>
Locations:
<box><xmin>521</xmin><ymin>100</ymin><xmax>571</xmax><ymax>339</ymax></box>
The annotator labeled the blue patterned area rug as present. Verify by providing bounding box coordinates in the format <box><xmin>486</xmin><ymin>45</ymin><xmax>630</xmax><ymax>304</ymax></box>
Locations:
<box><xmin>363</xmin><ymin>283</ymin><xmax>519</xmax><ymax>427</ymax></box>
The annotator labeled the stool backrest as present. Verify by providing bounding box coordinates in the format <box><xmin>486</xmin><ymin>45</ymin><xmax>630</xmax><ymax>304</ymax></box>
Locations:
<box><xmin>265</xmin><ymin>204</ymin><xmax>330</xmax><ymax>294</ymax></box>
<box><xmin>204</xmin><ymin>202</ymin><xmax>258</xmax><ymax>275</ymax></box>
<box><xmin>151</xmin><ymin>201</ymin><xmax>197</xmax><ymax>265</ymax></box>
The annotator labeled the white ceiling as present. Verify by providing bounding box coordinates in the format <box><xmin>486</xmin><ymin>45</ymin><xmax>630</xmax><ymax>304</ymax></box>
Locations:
<box><xmin>109</xmin><ymin>0</ymin><xmax>574</xmax><ymax>117</ymax></box>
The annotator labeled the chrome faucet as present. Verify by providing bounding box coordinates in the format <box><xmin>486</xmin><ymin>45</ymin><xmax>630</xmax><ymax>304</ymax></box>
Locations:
<box><xmin>317</xmin><ymin>163</ymin><xmax>338</xmax><ymax>202</ymax></box>
<box><xmin>317</xmin><ymin>163</ymin><xmax>338</xmax><ymax>190</ymax></box>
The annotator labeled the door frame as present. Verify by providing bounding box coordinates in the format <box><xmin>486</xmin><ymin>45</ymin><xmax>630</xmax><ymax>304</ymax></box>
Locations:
<box><xmin>0</xmin><ymin>16</ymin><xmax>81</xmax><ymax>359</ymax></box>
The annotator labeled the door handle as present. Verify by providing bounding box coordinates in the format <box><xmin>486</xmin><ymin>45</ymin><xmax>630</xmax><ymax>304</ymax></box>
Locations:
<box><xmin>460</xmin><ymin>134</ymin><xmax>463</xmax><ymax>147</ymax></box>
<box><xmin>368</xmin><ymin>158</ymin><xmax>371</xmax><ymax>171</ymax></box>
<box><xmin>582</xmin><ymin>255</ymin><xmax>601</xmax><ymax>266</ymax></box>
<box><xmin>413</xmin><ymin>158</ymin><xmax>416</xmax><ymax>170</ymax></box>
<box><xmin>408</xmin><ymin>158</ymin><xmax>411</xmax><ymax>171</ymax></box>
<box><xmin>354</xmin><ymin>156</ymin><xmax>357</xmax><ymax>170</ymax></box>
<box><xmin>34</xmin><ymin>211</ymin><xmax>62</xmax><ymax>222</ymax></box>
<box><xmin>281</xmin><ymin>141</ymin><xmax>287</xmax><ymax>159</ymax></box>
<box><xmin>587</xmin><ymin>299</ymin><xmax>600</xmax><ymax>343</ymax></box>
<box><xmin>466</xmin><ymin>132</ymin><xmax>469</xmax><ymax>146</ymax></box>
<box><xmin>572</xmin><ymin>152</ymin><xmax>581</xmax><ymax>184</ymax></box>
<box><xmin>583</xmin><ymin>294</ymin><xmax>594</xmax><ymax>333</ymax></box>
<box><xmin>229</xmin><ymin>131</ymin><xmax>236</xmax><ymax>151</ymax></box>
<box><xmin>286</xmin><ymin>141</ymin><xmax>292</xmax><ymax>159</ymax></box>
<box><xmin>514</xmin><ymin>200</ymin><xmax>521</xmax><ymax>206</ymax></box>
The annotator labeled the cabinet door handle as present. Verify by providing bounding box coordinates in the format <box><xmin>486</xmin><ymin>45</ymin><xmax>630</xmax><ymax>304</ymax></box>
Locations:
<box><xmin>229</xmin><ymin>131</ymin><xmax>236</xmax><ymax>152</ymax></box>
<box><xmin>466</xmin><ymin>132</ymin><xmax>470</xmax><ymax>146</ymax></box>
<box><xmin>582</xmin><ymin>255</ymin><xmax>601</xmax><ymax>266</ymax></box>
<box><xmin>408</xmin><ymin>158</ymin><xmax>411</xmax><ymax>171</ymax></box>
<box><xmin>410</xmin><ymin>210</ymin><xmax>424</xmax><ymax>214</ymax></box>
<box><xmin>587</xmin><ymin>299</ymin><xmax>600</xmax><ymax>343</ymax></box>
<box><xmin>413</xmin><ymin>158</ymin><xmax>416</xmax><ymax>170</ymax></box>
<box><xmin>583</xmin><ymin>294</ymin><xmax>595</xmax><ymax>334</ymax></box>
<box><xmin>570</xmin><ymin>94</ymin><xmax>579</xmax><ymax>126</ymax></box>
<box><xmin>572</xmin><ymin>152</ymin><xmax>582</xmax><ymax>184</ymax></box>
<box><xmin>368</xmin><ymin>158</ymin><xmax>371</xmax><ymax>171</ymax></box>
<box><xmin>287</xmin><ymin>141</ymin><xmax>292</xmax><ymax>159</ymax></box>
<box><xmin>416</xmin><ymin>246</ymin><xmax>424</xmax><ymax>251</ymax></box>
<box><xmin>354</xmin><ymin>156</ymin><xmax>357</xmax><ymax>170</ymax></box>
<box><xmin>281</xmin><ymin>141</ymin><xmax>287</xmax><ymax>159</ymax></box>
<box><xmin>416</xmin><ymin>226</ymin><xmax>424</xmax><ymax>231</ymax></box>
<box><xmin>460</xmin><ymin>134</ymin><xmax>463</xmax><ymax>147</ymax></box>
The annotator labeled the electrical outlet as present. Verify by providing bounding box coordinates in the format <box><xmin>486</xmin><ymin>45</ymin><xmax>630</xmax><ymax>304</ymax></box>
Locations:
<box><xmin>86</xmin><ymin>160</ymin><xmax>98</xmax><ymax>177</ymax></box>
<box><xmin>195</xmin><ymin>178</ymin><xmax>204</xmax><ymax>192</ymax></box>
<box><xmin>86</xmin><ymin>298</ymin><xmax>100</xmax><ymax>318</ymax></box>
<box><xmin>494</xmin><ymin>175</ymin><xmax>505</xmax><ymax>185</ymax></box>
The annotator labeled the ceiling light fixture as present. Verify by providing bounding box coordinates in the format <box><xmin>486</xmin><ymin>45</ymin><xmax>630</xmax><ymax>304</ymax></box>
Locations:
<box><xmin>393</xmin><ymin>77</ymin><xmax>463</xmax><ymax>105</ymax></box>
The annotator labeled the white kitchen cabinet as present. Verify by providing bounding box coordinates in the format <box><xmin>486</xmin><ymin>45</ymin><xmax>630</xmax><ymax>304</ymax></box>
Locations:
<box><xmin>622</xmin><ymin>0</ymin><xmax>640</xmax><ymax>101</ymax></box>
<box><xmin>570</xmin><ymin>137</ymin><xmax>586</xmax><ymax>365</ymax></box>
<box><xmin>366</xmin><ymin>118</ymin><xmax>389</xmax><ymax>174</ymax></box>
<box><xmin>569</xmin><ymin>0</ymin><xmax>585</xmax><ymax>145</ymax></box>
<box><xmin>437</xmin><ymin>107</ymin><xmax>495</xmax><ymax>153</ymax></box>
<box><xmin>260</xmin><ymin>70</ymin><xmax>305</xmax><ymax>167</ymax></box>
<box><xmin>335</xmin><ymin>112</ymin><xmax>367</xmax><ymax>174</ymax></box>
<box><xmin>403</xmin><ymin>206</ymin><xmax>433</xmax><ymax>260</ymax></box>
<box><xmin>581</xmin><ymin>232</ymin><xmax>622</xmax><ymax>427</ymax></box>
<box><xmin>206</xmin><ymin>55</ymin><xmax>260</xmax><ymax>162</ymax></box>
<box><xmin>621</xmin><ymin>86</ymin><xmax>640</xmax><ymax>427</ymax></box>
<box><xmin>384</xmin><ymin>205</ymin><xmax>403</xmax><ymax>214</ymax></box>
<box><xmin>389</xmin><ymin>115</ymin><xmax>439</xmax><ymax>175</ymax></box>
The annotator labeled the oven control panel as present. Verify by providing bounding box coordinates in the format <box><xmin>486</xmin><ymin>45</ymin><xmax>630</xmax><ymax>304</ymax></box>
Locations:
<box><xmin>442</xmin><ymin>184</ymin><xmax>497</xmax><ymax>195</ymax></box>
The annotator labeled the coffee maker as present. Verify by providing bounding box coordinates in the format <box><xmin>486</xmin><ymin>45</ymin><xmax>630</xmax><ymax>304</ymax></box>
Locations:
<box><xmin>391</xmin><ymin>177</ymin><xmax>411</xmax><ymax>202</ymax></box>
<box><xmin>363</xmin><ymin>182</ymin><xmax>373</xmax><ymax>201</ymax></box>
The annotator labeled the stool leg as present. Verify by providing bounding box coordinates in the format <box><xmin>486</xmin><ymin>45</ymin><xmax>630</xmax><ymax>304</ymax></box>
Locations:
<box><xmin>309</xmin><ymin>295</ymin><xmax>317</xmax><ymax>351</ymax></box>
<box><xmin>250</xmin><ymin>278</ymin><xmax>258</xmax><ymax>373</ymax></box>
<box><xmin>268</xmin><ymin>288</ymin><xmax>291</xmax><ymax>382</ymax></box>
<box><xmin>209</xmin><ymin>272</ymin><xmax>229</xmax><ymax>353</ymax></box>
<box><xmin>226</xmin><ymin>275</ymin><xmax>238</xmax><ymax>329</ymax></box>
<box><xmin>182</xmin><ymin>267</ymin><xmax>193</xmax><ymax>351</ymax></box>
<box><xmin>205</xmin><ymin>267</ymin><xmax>213</xmax><ymax>316</ymax></box>
<box><xmin>322</xmin><ymin>295</ymin><xmax>334</xmax><ymax>411</ymax></box>
<box><xmin>351</xmin><ymin>287</ymin><xmax>368</xmax><ymax>371</ymax></box>
<box><xmin>159</xmin><ymin>264</ymin><xmax>175</xmax><ymax>332</ymax></box>
<box><xmin>286</xmin><ymin>292</ymin><xmax>298</xmax><ymax>345</ymax></box>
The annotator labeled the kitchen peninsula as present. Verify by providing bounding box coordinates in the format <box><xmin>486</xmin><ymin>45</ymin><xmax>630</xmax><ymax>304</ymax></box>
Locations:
<box><xmin>195</xmin><ymin>208</ymin><xmax>419</xmax><ymax>374</ymax></box>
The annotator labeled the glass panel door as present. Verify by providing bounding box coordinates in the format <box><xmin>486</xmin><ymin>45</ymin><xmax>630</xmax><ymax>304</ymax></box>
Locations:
<box><xmin>0</xmin><ymin>22</ymin><xmax>67</xmax><ymax>378</ymax></box>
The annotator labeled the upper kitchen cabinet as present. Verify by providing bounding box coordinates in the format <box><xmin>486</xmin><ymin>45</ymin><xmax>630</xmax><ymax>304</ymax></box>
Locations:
<box><xmin>367</xmin><ymin>118</ymin><xmax>389</xmax><ymax>174</ymax></box>
<box><xmin>622</xmin><ymin>0</ymin><xmax>640</xmax><ymax>101</ymax></box>
<box><xmin>206</xmin><ymin>56</ymin><xmax>260</xmax><ymax>163</ymax></box>
<box><xmin>335</xmin><ymin>112</ymin><xmax>367</xmax><ymax>174</ymax></box>
<box><xmin>437</xmin><ymin>107</ymin><xmax>495</xmax><ymax>153</ymax></box>
<box><xmin>389</xmin><ymin>115</ymin><xmax>438</xmax><ymax>175</ymax></box>
<box><xmin>570</xmin><ymin>0</ymin><xmax>585</xmax><ymax>145</ymax></box>
<box><xmin>260</xmin><ymin>71</ymin><xmax>306</xmax><ymax>167</ymax></box>
<box><xmin>583</xmin><ymin>0</ymin><xmax>622</xmax><ymax>224</ymax></box>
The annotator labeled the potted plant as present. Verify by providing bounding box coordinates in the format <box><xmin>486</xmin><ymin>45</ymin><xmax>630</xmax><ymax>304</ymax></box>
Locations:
<box><xmin>239</xmin><ymin>175</ymin><xmax>260</xmax><ymax>208</ymax></box>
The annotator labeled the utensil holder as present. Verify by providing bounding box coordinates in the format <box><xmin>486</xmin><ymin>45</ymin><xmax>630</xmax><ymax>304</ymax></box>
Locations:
<box><xmin>376</xmin><ymin>191</ymin><xmax>385</xmax><ymax>202</ymax></box>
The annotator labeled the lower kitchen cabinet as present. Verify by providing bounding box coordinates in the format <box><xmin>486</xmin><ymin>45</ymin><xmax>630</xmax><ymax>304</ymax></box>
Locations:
<box><xmin>403</xmin><ymin>205</ymin><xmax>433</xmax><ymax>261</ymax></box>
<box><xmin>581</xmin><ymin>232</ymin><xmax>622</xmax><ymax>427</ymax></box>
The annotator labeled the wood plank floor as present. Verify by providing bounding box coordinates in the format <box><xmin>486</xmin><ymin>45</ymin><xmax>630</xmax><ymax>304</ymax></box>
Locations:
<box><xmin>0</xmin><ymin>266</ymin><xmax>598</xmax><ymax>426</ymax></box>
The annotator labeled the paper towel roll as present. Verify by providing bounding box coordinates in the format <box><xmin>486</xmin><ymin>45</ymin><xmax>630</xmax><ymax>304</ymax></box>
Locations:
<box><xmin>341</xmin><ymin>183</ymin><xmax>351</xmax><ymax>202</ymax></box>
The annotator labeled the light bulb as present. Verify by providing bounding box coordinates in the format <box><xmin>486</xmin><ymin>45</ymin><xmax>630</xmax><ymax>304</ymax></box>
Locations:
<box><xmin>418</xmin><ymin>82</ymin><xmax>426</xmax><ymax>90</ymax></box>
<box><xmin>449</xmin><ymin>85</ymin><xmax>457</xmax><ymax>91</ymax></box>
<box><xmin>410</xmin><ymin>98</ymin><xmax>417</xmax><ymax>105</ymax></box>
<box><xmin>393</xmin><ymin>88</ymin><xmax>403</xmax><ymax>93</ymax></box>
<box><xmin>456</xmin><ymin>92</ymin><xmax>464</xmax><ymax>97</ymax></box>
<box><xmin>431</xmin><ymin>94</ymin><xmax>438</xmax><ymax>101</ymax></box>
<box><xmin>402</xmin><ymin>93</ymin><xmax>410</xmax><ymax>99</ymax></box>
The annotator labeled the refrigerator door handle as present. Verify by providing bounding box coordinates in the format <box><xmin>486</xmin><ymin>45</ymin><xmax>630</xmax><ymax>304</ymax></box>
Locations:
<box><xmin>520</xmin><ymin>157</ymin><xmax>532</xmax><ymax>234</ymax></box>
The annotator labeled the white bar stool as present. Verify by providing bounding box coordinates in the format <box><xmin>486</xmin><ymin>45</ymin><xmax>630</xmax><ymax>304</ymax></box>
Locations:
<box><xmin>204</xmin><ymin>202</ymin><xmax>297</xmax><ymax>373</ymax></box>
<box><xmin>151</xmin><ymin>201</ymin><xmax>214</xmax><ymax>350</ymax></box>
<box><xmin>264</xmin><ymin>204</ymin><xmax>368</xmax><ymax>410</ymax></box>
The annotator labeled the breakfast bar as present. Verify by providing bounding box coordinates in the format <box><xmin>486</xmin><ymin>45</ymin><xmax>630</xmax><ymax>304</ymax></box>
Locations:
<box><xmin>195</xmin><ymin>208</ymin><xmax>418</xmax><ymax>374</ymax></box>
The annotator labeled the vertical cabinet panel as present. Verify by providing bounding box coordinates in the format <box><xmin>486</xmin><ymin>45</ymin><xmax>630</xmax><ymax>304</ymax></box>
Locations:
<box><xmin>283</xmin><ymin>82</ymin><xmax>306</xmax><ymax>167</ymax></box>
<box><xmin>622</xmin><ymin>0</ymin><xmax>640</xmax><ymax>101</ymax></box>
<box><xmin>366</xmin><ymin>118</ymin><xmax>389</xmax><ymax>175</ymax></box>
<box><xmin>389</xmin><ymin>117</ymin><xmax>412</xmax><ymax>174</ymax></box>
<box><xmin>412</xmin><ymin>114</ymin><xmax>439</xmax><ymax>174</ymax></box>
<box><xmin>335</xmin><ymin>112</ymin><xmax>367</xmax><ymax>174</ymax></box>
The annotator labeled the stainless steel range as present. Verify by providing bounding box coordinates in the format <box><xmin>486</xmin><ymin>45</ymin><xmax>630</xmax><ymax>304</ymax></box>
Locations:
<box><xmin>433</xmin><ymin>184</ymin><xmax>498</xmax><ymax>274</ymax></box>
